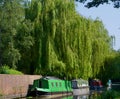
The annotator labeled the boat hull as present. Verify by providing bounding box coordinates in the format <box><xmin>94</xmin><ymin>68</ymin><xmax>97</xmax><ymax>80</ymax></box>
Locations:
<box><xmin>73</xmin><ymin>86</ymin><xmax>89</xmax><ymax>96</ymax></box>
<box><xmin>28</xmin><ymin>90</ymin><xmax>73</xmax><ymax>97</ymax></box>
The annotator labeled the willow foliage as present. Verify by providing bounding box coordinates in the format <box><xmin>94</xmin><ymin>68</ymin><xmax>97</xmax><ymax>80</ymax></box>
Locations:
<box><xmin>25</xmin><ymin>0</ymin><xmax>111</xmax><ymax>79</ymax></box>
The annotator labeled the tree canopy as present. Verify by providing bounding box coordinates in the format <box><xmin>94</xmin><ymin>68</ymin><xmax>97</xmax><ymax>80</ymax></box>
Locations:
<box><xmin>23</xmin><ymin>0</ymin><xmax>112</xmax><ymax>79</ymax></box>
<box><xmin>76</xmin><ymin>0</ymin><xmax>120</xmax><ymax>8</ymax></box>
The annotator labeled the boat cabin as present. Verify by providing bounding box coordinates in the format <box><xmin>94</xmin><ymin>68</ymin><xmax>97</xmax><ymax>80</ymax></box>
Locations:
<box><xmin>31</xmin><ymin>76</ymin><xmax>73</xmax><ymax>93</ymax></box>
<box><xmin>72</xmin><ymin>79</ymin><xmax>89</xmax><ymax>89</ymax></box>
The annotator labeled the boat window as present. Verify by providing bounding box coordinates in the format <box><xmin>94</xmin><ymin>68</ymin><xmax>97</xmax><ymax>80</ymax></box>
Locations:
<box><xmin>51</xmin><ymin>82</ymin><xmax>54</xmax><ymax>87</ymax></box>
<box><xmin>56</xmin><ymin>82</ymin><xmax>58</xmax><ymax>87</ymax></box>
<box><xmin>39</xmin><ymin>80</ymin><xmax>42</xmax><ymax>88</ymax></box>
<box><xmin>59</xmin><ymin>82</ymin><xmax>62</xmax><ymax>87</ymax></box>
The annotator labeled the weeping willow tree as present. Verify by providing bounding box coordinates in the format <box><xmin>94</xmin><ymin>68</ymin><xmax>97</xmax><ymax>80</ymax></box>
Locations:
<box><xmin>24</xmin><ymin>0</ymin><xmax>112</xmax><ymax>79</ymax></box>
<box><xmin>91</xmin><ymin>20</ymin><xmax>111</xmax><ymax>78</ymax></box>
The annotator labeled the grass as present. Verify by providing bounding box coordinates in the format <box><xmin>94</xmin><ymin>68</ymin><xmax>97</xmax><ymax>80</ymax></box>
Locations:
<box><xmin>0</xmin><ymin>65</ymin><xmax>23</xmax><ymax>75</ymax></box>
<box><xmin>0</xmin><ymin>90</ymin><xmax>3</xmax><ymax>96</ymax></box>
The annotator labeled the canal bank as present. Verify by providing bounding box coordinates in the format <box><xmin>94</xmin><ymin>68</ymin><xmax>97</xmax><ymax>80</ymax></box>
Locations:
<box><xmin>0</xmin><ymin>74</ymin><xmax>41</xmax><ymax>99</ymax></box>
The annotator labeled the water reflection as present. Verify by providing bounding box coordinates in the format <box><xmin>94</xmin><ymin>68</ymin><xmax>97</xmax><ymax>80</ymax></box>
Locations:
<box><xmin>27</xmin><ymin>91</ymin><xmax>102</xmax><ymax>99</ymax></box>
<box><xmin>30</xmin><ymin>95</ymin><xmax>92</xmax><ymax>99</ymax></box>
<box><xmin>73</xmin><ymin>95</ymin><xmax>89</xmax><ymax>99</ymax></box>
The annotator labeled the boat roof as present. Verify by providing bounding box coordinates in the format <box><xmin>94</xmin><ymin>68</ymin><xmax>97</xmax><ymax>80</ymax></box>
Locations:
<box><xmin>42</xmin><ymin>76</ymin><xmax>61</xmax><ymax>80</ymax></box>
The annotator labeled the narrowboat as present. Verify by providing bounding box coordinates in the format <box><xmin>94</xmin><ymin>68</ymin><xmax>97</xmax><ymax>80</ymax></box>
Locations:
<box><xmin>28</xmin><ymin>76</ymin><xmax>73</xmax><ymax>96</ymax></box>
<box><xmin>89</xmin><ymin>79</ymin><xmax>103</xmax><ymax>90</ymax></box>
<box><xmin>72</xmin><ymin>79</ymin><xmax>89</xmax><ymax>95</ymax></box>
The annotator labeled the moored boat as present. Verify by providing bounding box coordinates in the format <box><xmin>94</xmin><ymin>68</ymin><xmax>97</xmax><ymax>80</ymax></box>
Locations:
<box><xmin>89</xmin><ymin>79</ymin><xmax>103</xmax><ymax>91</ymax></box>
<box><xmin>28</xmin><ymin>76</ymin><xmax>73</xmax><ymax>96</ymax></box>
<box><xmin>72</xmin><ymin>79</ymin><xmax>89</xmax><ymax>95</ymax></box>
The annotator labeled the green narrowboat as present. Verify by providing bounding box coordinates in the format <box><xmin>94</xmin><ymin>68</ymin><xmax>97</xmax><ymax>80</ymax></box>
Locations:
<box><xmin>28</xmin><ymin>76</ymin><xmax>73</xmax><ymax>96</ymax></box>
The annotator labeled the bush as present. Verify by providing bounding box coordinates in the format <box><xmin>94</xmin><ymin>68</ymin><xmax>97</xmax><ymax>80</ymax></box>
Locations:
<box><xmin>96</xmin><ymin>90</ymin><xmax>120</xmax><ymax>99</ymax></box>
<box><xmin>101</xmin><ymin>90</ymin><xmax>115</xmax><ymax>99</ymax></box>
<box><xmin>0</xmin><ymin>65</ymin><xmax>23</xmax><ymax>75</ymax></box>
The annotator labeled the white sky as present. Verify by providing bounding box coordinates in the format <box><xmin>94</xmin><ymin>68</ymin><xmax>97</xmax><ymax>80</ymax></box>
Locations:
<box><xmin>75</xmin><ymin>2</ymin><xmax>120</xmax><ymax>50</ymax></box>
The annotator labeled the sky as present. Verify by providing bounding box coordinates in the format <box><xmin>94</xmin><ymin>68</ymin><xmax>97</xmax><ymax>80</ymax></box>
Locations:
<box><xmin>75</xmin><ymin>2</ymin><xmax>120</xmax><ymax>50</ymax></box>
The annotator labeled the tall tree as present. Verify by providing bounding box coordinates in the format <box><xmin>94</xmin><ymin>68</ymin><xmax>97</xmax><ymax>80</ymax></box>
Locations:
<box><xmin>16</xmin><ymin>19</ymin><xmax>34</xmax><ymax>73</ymax></box>
<box><xmin>0</xmin><ymin>0</ymin><xmax>24</xmax><ymax>68</ymax></box>
<box><xmin>25</xmin><ymin>0</ymin><xmax>112</xmax><ymax>79</ymax></box>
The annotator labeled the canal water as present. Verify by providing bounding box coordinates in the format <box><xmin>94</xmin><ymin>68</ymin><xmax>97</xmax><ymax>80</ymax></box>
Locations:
<box><xmin>34</xmin><ymin>95</ymin><xmax>90</xmax><ymax>99</ymax></box>
<box><xmin>29</xmin><ymin>94</ymin><xmax>100</xmax><ymax>99</ymax></box>
<box><xmin>27</xmin><ymin>91</ymin><xmax>102</xmax><ymax>99</ymax></box>
<box><xmin>25</xmin><ymin>90</ymin><xmax>120</xmax><ymax>99</ymax></box>
<box><xmin>20</xmin><ymin>90</ymin><xmax>120</xmax><ymax>99</ymax></box>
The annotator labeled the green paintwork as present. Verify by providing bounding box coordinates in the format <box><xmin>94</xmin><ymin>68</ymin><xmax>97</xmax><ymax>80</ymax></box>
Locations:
<box><xmin>31</xmin><ymin>77</ymin><xmax>73</xmax><ymax>93</ymax></box>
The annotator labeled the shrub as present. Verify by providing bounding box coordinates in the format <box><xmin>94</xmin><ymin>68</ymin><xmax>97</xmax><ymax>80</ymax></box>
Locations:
<box><xmin>97</xmin><ymin>90</ymin><xmax>120</xmax><ymax>99</ymax></box>
<box><xmin>0</xmin><ymin>65</ymin><xmax>23</xmax><ymax>75</ymax></box>
<box><xmin>101</xmin><ymin>90</ymin><xmax>115</xmax><ymax>99</ymax></box>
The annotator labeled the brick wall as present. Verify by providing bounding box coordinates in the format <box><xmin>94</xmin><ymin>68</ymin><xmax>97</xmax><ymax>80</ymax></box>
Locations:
<box><xmin>0</xmin><ymin>74</ymin><xmax>41</xmax><ymax>98</ymax></box>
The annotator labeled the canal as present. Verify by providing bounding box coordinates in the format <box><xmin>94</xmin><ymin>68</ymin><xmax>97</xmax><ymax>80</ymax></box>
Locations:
<box><xmin>31</xmin><ymin>95</ymin><xmax>90</xmax><ymax>99</ymax></box>
<box><xmin>26</xmin><ymin>95</ymin><xmax>102</xmax><ymax>99</ymax></box>
<box><xmin>25</xmin><ymin>90</ymin><xmax>120</xmax><ymax>99</ymax></box>
<box><xmin>24</xmin><ymin>92</ymin><xmax>101</xmax><ymax>99</ymax></box>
